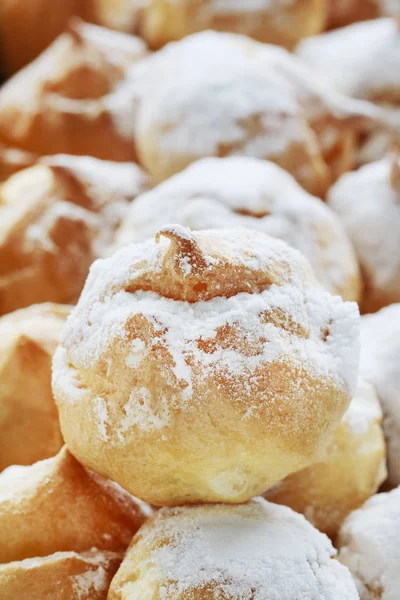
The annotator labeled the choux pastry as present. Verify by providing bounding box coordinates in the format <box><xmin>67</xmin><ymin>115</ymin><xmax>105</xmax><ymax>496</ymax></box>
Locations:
<box><xmin>53</xmin><ymin>225</ymin><xmax>360</xmax><ymax>506</ymax></box>
<box><xmin>360</xmin><ymin>303</ymin><xmax>400</xmax><ymax>486</ymax></box>
<box><xmin>139</xmin><ymin>0</ymin><xmax>328</xmax><ymax>50</ymax></box>
<box><xmin>0</xmin><ymin>154</ymin><xmax>149</xmax><ymax>314</ymax></box>
<box><xmin>0</xmin><ymin>446</ymin><xmax>152</xmax><ymax>598</ymax></box>
<box><xmin>0</xmin><ymin>447</ymin><xmax>152</xmax><ymax>563</ymax></box>
<box><xmin>297</xmin><ymin>18</ymin><xmax>400</xmax><ymax>165</ymax></box>
<box><xmin>337</xmin><ymin>487</ymin><xmax>400</xmax><ymax>600</ymax></box>
<box><xmin>327</xmin><ymin>0</ymin><xmax>400</xmax><ymax>30</ymax></box>
<box><xmin>265</xmin><ymin>378</ymin><xmax>387</xmax><ymax>539</ymax></box>
<box><xmin>0</xmin><ymin>143</ymin><xmax>36</xmax><ymax>182</ymax></box>
<box><xmin>0</xmin><ymin>303</ymin><xmax>69</xmax><ymax>471</ymax></box>
<box><xmin>133</xmin><ymin>31</ymin><xmax>380</xmax><ymax>195</ymax></box>
<box><xmin>116</xmin><ymin>156</ymin><xmax>361</xmax><ymax>302</ymax></box>
<box><xmin>0</xmin><ymin>20</ymin><xmax>147</xmax><ymax>160</ymax></box>
<box><xmin>108</xmin><ymin>498</ymin><xmax>359</xmax><ymax>600</ymax></box>
<box><xmin>0</xmin><ymin>550</ymin><xmax>121</xmax><ymax>600</ymax></box>
<box><xmin>328</xmin><ymin>154</ymin><xmax>400</xmax><ymax>313</ymax></box>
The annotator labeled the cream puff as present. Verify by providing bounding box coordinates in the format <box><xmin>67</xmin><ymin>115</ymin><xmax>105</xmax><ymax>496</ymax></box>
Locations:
<box><xmin>109</xmin><ymin>499</ymin><xmax>359</xmax><ymax>599</ymax></box>
<box><xmin>0</xmin><ymin>20</ymin><xmax>147</xmax><ymax>160</ymax></box>
<box><xmin>0</xmin><ymin>303</ymin><xmax>69</xmax><ymax>471</ymax></box>
<box><xmin>337</xmin><ymin>487</ymin><xmax>400</xmax><ymax>600</ymax></box>
<box><xmin>115</xmin><ymin>156</ymin><xmax>361</xmax><ymax>302</ymax></box>
<box><xmin>328</xmin><ymin>154</ymin><xmax>400</xmax><ymax>313</ymax></box>
<box><xmin>360</xmin><ymin>303</ymin><xmax>400</xmax><ymax>486</ymax></box>
<box><xmin>53</xmin><ymin>225</ymin><xmax>360</xmax><ymax>506</ymax></box>
<box><xmin>139</xmin><ymin>0</ymin><xmax>328</xmax><ymax>50</ymax></box>
<box><xmin>265</xmin><ymin>378</ymin><xmax>387</xmax><ymax>539</ymax></box>
<box><xmin>133</xmin><ymin>31</ymin><xmax>380</xmax><ymax>195</ymax></box>
<box><xmin>0</xmin><ymin>154</ymin><xmax>149</xmax><ymax>314</ymax></box>
<box><xmin>0</xmin><ymin>447</ymin><xmax>152</xmax><ymax>599</ymax></box>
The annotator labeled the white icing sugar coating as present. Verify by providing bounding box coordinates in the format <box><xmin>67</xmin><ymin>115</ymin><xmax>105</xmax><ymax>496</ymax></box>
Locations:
<box><xmin>297</xmin><ymin>18</ymin><xmax>400</xmax><ymax>102</ymax></box>
<box><xmin>338</xmin><ymin>487</ymin><xmax>400</xmax><ymax>600</ymax></box>
<box><xmin>360</xmin><ymin>304</ymin><xmax>400</xmax><ymax>485</ymax></box>
<box><xmin>344</xmin><ymin>378</ymin><xmax>383</xmax><ymax>436</ymax></box>
<box><xmin>112</xmin><ymin>499</ymin><xmax>359</xmax><ymax>599</ymax></box>
<box><xmin>116</xmin><ymin>156</ymin><xmax>360</xmax><ymax>299</ymax></box>
<box><xmin>328</xmin><ymin>155</ymin><xmax>400</xmax><ymax>312</ymax></box>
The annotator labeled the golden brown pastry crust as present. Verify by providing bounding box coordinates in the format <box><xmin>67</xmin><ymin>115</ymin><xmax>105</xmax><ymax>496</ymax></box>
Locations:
<box><xmin>0</xmin><ymin>144</ymin><xmax>37</xmax><ymax>182</ymax></box>
<box><xmin>53</xmin><ymin>225</ymin><xmax>360</xmax><ymax>506</ymax></box>
<box><xmin>264</xmin><ymin>379</ymin><xmax>387</xmax><ymax>539</ymax></box>
<box><xmin>0</xmin><ymin>20</ymin><xmax>146</xmax><ymax>160</ymax></box>
<box><xmin>140</xmin><ymin>0</ymin><xmax>329</xmax><ymax>50</ymax></box>
<box><xmin>327</xmin><ymin>0</ymin><xmax>398</xmax><ymax>29</ymax></box>
<box><xmin>0</xmin><ymin>155</ymin><xmax>149</xmax><ymax>314</ymax></box>
<box><xmin>0</xmin><ymin>550</ymin><xmax>121</xmax><ymax>600</ymax></box>
<box><xmin>0</xmin><ymin>446</ymin><xmax>152</xmax><ymax>564</ymax></box>
<box><xmin>0</xmin><ymin>303</ymin><xmax>69</xmax><ymax>471</ymax></box>
<box><xmin>133</xmin><ymin>31</ymin><xmax>381</xmax><ymax>196</ymax></box>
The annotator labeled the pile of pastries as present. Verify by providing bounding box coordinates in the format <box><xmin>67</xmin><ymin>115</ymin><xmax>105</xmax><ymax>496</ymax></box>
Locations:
<box><xmin>0</xmin><ymin>1</ymin><xmax>399</xmax><ymax>599</ymax></box>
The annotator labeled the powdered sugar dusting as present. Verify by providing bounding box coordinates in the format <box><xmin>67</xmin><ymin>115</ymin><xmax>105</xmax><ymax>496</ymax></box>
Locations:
<box><xmin>118</xmin><ymin>499</ymin><xmax>358</xmax><ymax>599</ymax></box>
<box><xmin>53</xmin><ymin>227</ymin><xmax>360</xmax><ymax>441</ymax></box>
<box><xmin>115</xmin><ymin>157</ymin><xmax>359</xmax><ymax>298</ymax></box>
<box><xmin>360</xmin><ymin>304</ymin><xmax>400</xmax><ymax>485</ymax></box>
<box><xmin>338</xmin><ymin>487</ymin><xmax>400</xmax><ymax>600</ymax></box>
<box><xmin>343</xmin><ymin>379</ymin><xmax>382</xmax><ymax>436</ymax></box>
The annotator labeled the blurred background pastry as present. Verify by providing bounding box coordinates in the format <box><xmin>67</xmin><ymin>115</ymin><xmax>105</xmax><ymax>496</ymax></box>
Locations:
<box><xmin>0</xmin><ymin>447</ymin><xmax>152</xmax><ymax>599</ymax></box>
<box><xmin>337</xmin><ymin>487</ymin><xmax>400</xmax><ymax>600</ymax></box>
<box><xmin>108</xmin><ymin>499</ymin><xmax>359</xmax><ymax>599</ymax></box>
<box><xmin>328</xmin><ymin>153</ymin><xmax>400</xmax><ymax>313</ymax></box>
<box><xmin>53</xmin><ymin>225</ymin><xmax>360</xmax><ymax>506</ymax></box>
<box><xmin>0</xmin><ymin>155</ymin><xmax>149</xmax><ymax>314</ymax></box>
<box><xmin>0</xmin><ymin>303</ymin><xmax>69</xmax><ymax>471</ymax></box>
<box><xmin>115</xmin><ymin>156</ymin><xmax>361</xmax><ymax>302</ymax></box>
<box><xmin>133</xmin><ymin>31</ymin><xmax>380</xmax><ymax>195</ymax></box>
<box><xmin>297</xmin><ymin>18</ymin><xmax>400</xmax><ymax>165</ymax></box>
<box><xmin>0</xmin><ymin>20</ymin><xmax>146</xmax><ymax>160</ymax></box>
<box><xmin>360</xmin><ymin>303</ymin><xmax>400</xmax><ymax>487</ymax></box>
<box><xmin>265</xmin><ymin>378</ymin><xmax>387</xmax><ymax>539</ymax></box>
<box><xmin>139</xmin><ymin>0</ymin><xmax>329</xmax><ymax>50</ymax></box>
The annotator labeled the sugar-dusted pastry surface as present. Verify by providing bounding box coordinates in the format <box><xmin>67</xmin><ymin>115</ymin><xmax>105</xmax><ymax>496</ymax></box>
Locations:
<box><xmin>54</xmin><ymin>225</ymin><xmax>360</xmax><ymax>505</ymax></box>
<box><xmin>116</xmin><ymin>156</ymin><xmax>361</xmax><ymax>302</ymax></box>
<box><xmin>0</xmin><ymin>155</ymin><xmax>149</xmax><ymax>314</ymax></box>
<box><xmin>360</xmin><ymin>303</ymin><xmax>400</xmax><ymax>486</ymax></box>
<box><xmin>265</xmin><ymin>378</ymin><xmax>387</xmax><ymax>538</ymax></box>
<box><xmin>0</xmin><ymin>20</ymin><xmax>147</xmax><ymax>160</ymax></box>
<box><xmin>338</xmin><ymin>487</ymin><xmax>400</xmax><ymax>600</ymax></box>
<box><xmin>109</xmin><ymin>498</ymin><xmax>359</xmax><ymax>600</ymax></box>
<box><xmin>133</xmin><ymin>31</ymin><xmax>379</xmax><ymax>195</ymax></box>
<box><xmin>328</xmin><ymin>155</ymin><xmax>400</xmax><ymax>313</ymax></box>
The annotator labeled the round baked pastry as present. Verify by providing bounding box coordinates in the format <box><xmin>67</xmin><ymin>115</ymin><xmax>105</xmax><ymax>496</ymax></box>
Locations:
<box><xmin>0</xmin><ymin>154</ymin><xmax>149</xmax><ymax>315</ymax></box>
<box><xmin>0</xmin><ymin>446</ymin><xmax>152</xmax><ymax>599</ymax></box>
<box><xmin>360</xmin><ymin>303</ymin><xmax>400</xmax><ymax>486</ymax></box>
<box><xmin>133</xmin><ymin>31</ymin><xmax>379</xmax><ymax>195</ymax></box>
<box><xmin>265</xmin><ymin>378</ymin><xmax>387</xmax><ymax>539</ymax></box>
<box><xmin>0</xmin><ymin>550</ymin><xmax>121</xmax><ymax>600</ymax></box>
<box><xmin>53</xmin><ymin>225</ymin><xmax>360</xmax><ymax>506</ymax></box>
<box><xmin>108</xmin><ymin>498</ymin><xmax>359</xmax><ymax>599</ymax></box>
<box><xmin>0</xmin><ymin>20</ymin><xmax>146</xmax><ymax>160</ymax></box>
<box><xmin>116</xmin><ymin>156</ymin><xmax>361</xmax><ymax>302</ymax></box>
<box><xmin>328</xmin><ymin>154</ymin><xmax>400</xmax><ymax>313</ymax></box>
<box><xmin>337</xmin><ymin>487</ymin><xmax>400</xmax><ymax>600</ymax></box>
<box><xmin>139</xmin><ymin>0</ymin><xmax>328</xmax><ymax>50</ymax></box>
<box><xmin>297</xmin><ymin>18</ymin><xmax>400</xmax><ymax>165</ymax></box>
<box><xmin>327</xmin><ymin>0</ymin><xmax>400</xmax><ymax>29</ymax></box>
<box><xmin>0</xmin><ymin>303</ymin><xmax>70</xmax><ymax>471</ymax></box>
